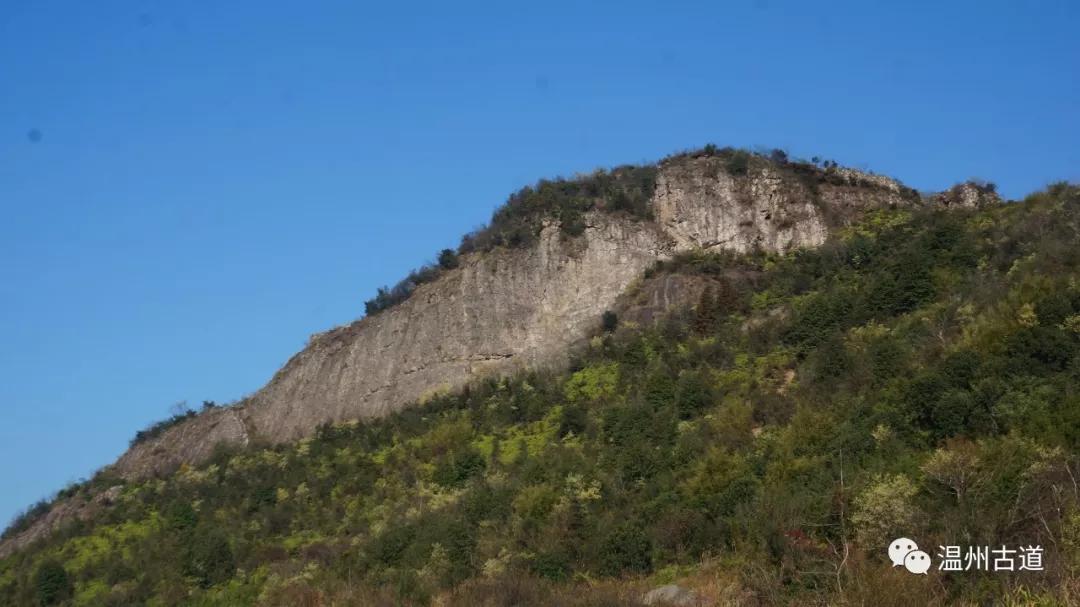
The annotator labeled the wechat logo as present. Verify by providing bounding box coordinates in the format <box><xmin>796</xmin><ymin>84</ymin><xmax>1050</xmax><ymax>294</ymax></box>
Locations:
<box><xmin>889</xmin><ymin>537</ymin><xmax>931</xmax><ymax>575</ymax></box>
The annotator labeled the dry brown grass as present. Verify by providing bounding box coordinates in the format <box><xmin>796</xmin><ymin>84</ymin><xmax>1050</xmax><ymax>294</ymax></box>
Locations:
<box><xmin>250</xmin><ymin>556</ymin><xmax>1078</xmax><ymax>607</ymax></box>
<box><xmin>435</xmin><ymin>574</ymin><xmax>644</xmax><ymax>607</ymax></box>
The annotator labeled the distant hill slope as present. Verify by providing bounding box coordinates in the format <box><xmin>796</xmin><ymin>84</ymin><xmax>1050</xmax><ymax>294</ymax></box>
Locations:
<box><xmin>9</xmin><ymin>152</ymin><xmax>1075</xmax><ymax>607</ymax></box>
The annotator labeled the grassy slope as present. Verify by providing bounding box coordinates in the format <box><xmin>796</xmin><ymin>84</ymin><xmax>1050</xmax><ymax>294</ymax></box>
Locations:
<box><xmin>3</xmin><ymin>184</ymin><xmax>1080</xmax><ymax>606</ymax></box>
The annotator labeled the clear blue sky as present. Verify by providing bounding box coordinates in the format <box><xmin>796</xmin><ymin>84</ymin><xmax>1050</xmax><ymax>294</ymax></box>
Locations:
<box><xmin>1</xmin><ymin>0</ymin><xmax>1077</xmax><ymax>527</ymax></box>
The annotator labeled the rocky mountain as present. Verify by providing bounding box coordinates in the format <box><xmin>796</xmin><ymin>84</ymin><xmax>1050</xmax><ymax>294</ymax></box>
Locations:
<box><xmin>0</xmin><ymin>148</ymin><xmax>1000</xmax><ymax>562</ymax></box>
<box><xmin>7</xmin><ymin>150</ymin><xmax>1080</xmax><ymax>607</ymax></box>
<box><xmin>111</xmin><ymin>154</ymin><xmax>932</xmax><ymax>481</ymax></box>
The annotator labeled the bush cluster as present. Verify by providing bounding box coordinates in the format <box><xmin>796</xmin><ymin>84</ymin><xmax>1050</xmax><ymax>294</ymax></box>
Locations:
<box><xmin>130</xmin><ymin>408</ymin><xmax>197</xmax><ymax>447</ymax></box>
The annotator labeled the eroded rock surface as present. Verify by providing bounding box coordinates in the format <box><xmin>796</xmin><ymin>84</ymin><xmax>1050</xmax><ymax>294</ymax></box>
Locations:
<box><xmin>110</xmin><ymin>403</ymin><xmax>251</xmax><ymax>480</ymax></box>
<box><xmin>0</xmin><ymin>486</ymin><xmax>122</xmax><ymax>559</ymax></box>
<box><xmin>653</xmin><ymin>163</ymin><xmax>829</xmax><ymax>253</ymax></box>
<box><xmin>642</xmin><ymin>584</ymin><xmax>705</xmax><ymax>606</ymax></box>
<box><xmin>932</xmin><ymin>181</ymin><xmax>1003</xmax><ymax>209</ymax></box>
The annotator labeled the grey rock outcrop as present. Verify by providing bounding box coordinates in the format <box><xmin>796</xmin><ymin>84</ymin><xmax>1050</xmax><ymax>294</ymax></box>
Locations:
<box><xmin>242</xmin><ymin>216</ymin><xmax>674</xmax><ymax>443</ymax></box>
<box><xmin>653</xmin><ymin>163</ymin><xmax>829</xmax><ymax>253</ymax></box>
<box><xmin>108</xmin><ymin>403</ymin><xmax>251</xmax><ymax>481</ymax></box>
<box><xmin>0</xmin><ymin>486</ymin><xmax>122</xmax><ymax>559</ymax></box>
<box><xmin>653</xmin><ymin>161</ymin><xmax>912</xmax><ymax>253</ymax></box>
<box><xmin>643</xmin><ymin>584</ymin><xmax>705</xmax><ymax>606</ymax></box>
<box><xmin>932</xmin><ymin>181</ymin><xmax>1002</xmax><ymax>209</ymax></box>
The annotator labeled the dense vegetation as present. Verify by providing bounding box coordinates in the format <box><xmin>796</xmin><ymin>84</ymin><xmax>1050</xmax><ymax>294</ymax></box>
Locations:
<box><xmin>4</xmin><ymin>183</ymin><xmax>1080</xmax><ymax>606</ymax></box>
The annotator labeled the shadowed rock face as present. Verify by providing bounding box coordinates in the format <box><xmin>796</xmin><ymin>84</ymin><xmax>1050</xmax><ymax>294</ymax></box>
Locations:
<box><xmin>108</xmin><ymin>157</ymin><xmax>918</xmax><ymax>481</ymax></box>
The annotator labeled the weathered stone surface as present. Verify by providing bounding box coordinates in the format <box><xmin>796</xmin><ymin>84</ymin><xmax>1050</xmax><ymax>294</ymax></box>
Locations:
<box><xmin>239</xmin><ymin>216</ymin><xmax>674</xmax><ymax>444</ymax></box>
<box><xmin>816</xmin><ymin>170</ymin><xmax>916</xmax><ymax>217</ymax></box>
<box><xmin>642</xmin><ymin>584</ymin><xmax>704</xmax><ymax>606</ymax></box>
<box><xmin>0</xmin><ymin>486</ymin><xmax>123</xmax><ymax>559</ymax></box>
<box><xmin>616</xmin><ymin>273</ymin><xmax>710</xmax><ymax>327</ymax></box>
<box><xmin>932</xmin><ymin>181</ymin><xmax>1002</xmax><ymax>209</ymax></box>
<box><xmin>112</xmin><ymin>403</ymin><xmax>250</xmax><ymax>480</ymax></box>
<box><xmin>653</xmin><ymin>158</ymin><xmax>914</xmax><ymax>254</ymax></box>
<box><xmin>654</xmin><ymin>162</ymin><xmax>829</xmax><ymax>253</ymax></box>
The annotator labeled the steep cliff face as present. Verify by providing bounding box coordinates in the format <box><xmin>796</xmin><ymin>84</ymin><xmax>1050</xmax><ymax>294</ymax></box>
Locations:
<box><xmin>653</xmin><ymin>166</ymin><xmax>824</xmax><ymax>253</ymax></box>
<box><xmin>652</xmin><ymin>160</ymin><xmax>912</xmax><ymax>253</ymax></box>
<box><xmin>241</xmin><ymin>216</ymin><xmax>674</xmax><ymax>442</ymax></box>
<box><xmin>107</xmin><ymin>157</ymin><xmax>918</xmax><ymax>481</ymax></box>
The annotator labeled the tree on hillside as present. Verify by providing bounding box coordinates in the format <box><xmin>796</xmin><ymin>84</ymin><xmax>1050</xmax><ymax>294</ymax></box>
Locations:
<box><xmin>33</xmin><ymin>560</ymin><xmax>72</xmax><ymax>606</ymax></box>
<box><xmin>438</xmin><ymin>248</ymin><xmax>460</xmax><ymax>270</ymax></box>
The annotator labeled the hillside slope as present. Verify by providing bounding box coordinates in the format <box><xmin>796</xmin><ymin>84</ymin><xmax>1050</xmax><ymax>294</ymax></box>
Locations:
<box><xmin>2</xmin><ymin>168</ymin><xmax>1077</xmax><ymax>605</ymax></box>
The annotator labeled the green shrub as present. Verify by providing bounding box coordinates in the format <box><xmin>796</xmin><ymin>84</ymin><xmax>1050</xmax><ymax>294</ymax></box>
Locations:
<box><xmin>530</xmin><ymin>550</ymin><xmax>571</xmax><ymax>581</ymax></box>
<box><xmin>725</xmin><ymin>150</ymin><xmax>751</xmax><ymax>175</ymax></box>
<box><xmin>558</xmin><ymin>403</ymin><xmax>588</xmax><ymax>438</ymax></box>
<box><xmin>601</xmin><ymin>310</ymin><xmax>618</xmax><ymax>333</ymax></box>
<box><xmin>599</xmin><ymin>524</ymin><xmax>652</xmax><ymax>575</ymax></box>
<box><xmin>438</xmin><ymin>248</ymin><xmax>460</xmax><ymax>270</ymax></box>
<box><xmin>433</xmin><ymin>449</ymin><xmax>487</xmax><ymax>488</ymax></box>
<box><xmin>181</xmin><ymin>529</ymin><xmax>235</xmax><ymax>588</ymax></box>
<box><xmin>364</xmin><ymin>261</ymin><xmax>442</xmax><ymax>315</ymax></box>
<box><xmin>565</xmin><ymin>363</ymin><xmax>619</xmax><ymax>403</ymax></box>
<box><xmin>784</xmin><ymin>290</ymin><xmax>854</xmax><ymax>353</ymax></box>
<box><xmin>768</xmin><ymin>148</ymin><xmax>789</xmax><ymax>164</ymax></box>
<box><xmin>2</xmin><ymin>499</ymin><xmax>50</xmax><ymax>540</ymax></box>
<box><xmin>167</xmin><ymin>500</ymin><xmax>197</xmax><ymax>531</ymax></box>
<box><xmin>33</xmin><ymin>560</ymin><xmax>72</xmax><ymax>606</ymax></box>
<box><xmin>674</xmin><ymin>371</ymin><xmax>712</xmax><ymax>419</ymax></box>
<box><xmin>130</xmin><ymin>408</ymin><xmax>197</xmax><ymax>447</ymax></box>
<box><xmin>461</xmin><ymin>482</ymin><xmax>512</xmax><ymax>524</ymax></box>
<box><xmin>369</xmin><ymin>524</ymin><xmax>417</xmax><ymax>567</ymax></box>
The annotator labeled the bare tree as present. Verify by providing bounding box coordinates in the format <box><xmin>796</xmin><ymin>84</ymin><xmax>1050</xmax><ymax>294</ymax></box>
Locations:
<box><xmin>168</xmin><ymin>401</ymin><xmax>191</xmax><ymax>418</ymax></box>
